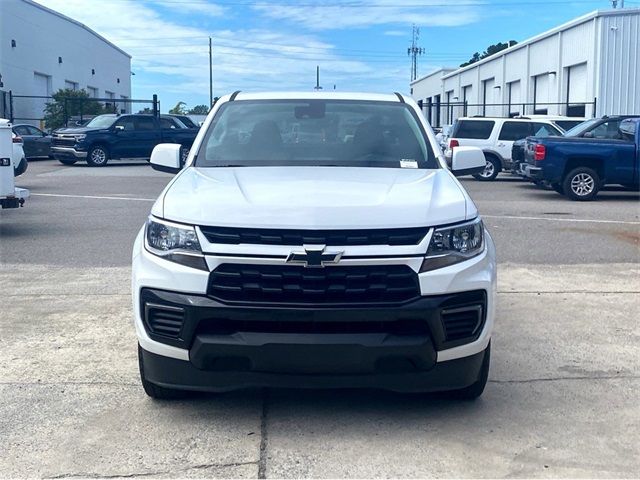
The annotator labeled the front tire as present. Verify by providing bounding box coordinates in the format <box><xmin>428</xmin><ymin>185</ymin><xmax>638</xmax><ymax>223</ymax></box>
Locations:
<box><xmin>473</xmin><ymin>155</ymin><xmax>500</xmax><ymax>181</ymax></box>
<box><xmin>57</xmin><ymin>158</ymin><xmax>77</xmax><ymax>165</ymax></box>
<box><xmin>446</xmin><ymin>343</ymin><xmax>490</xmax><ymax>400</ymax></box>
<box><xmin>87</xmin><ymin>145</ymin><xmax>109</xmax><ymax>167</ymax></box>
<box><xmin>563</xmin><ymin>167</ymin><xmax>600</xmax><ymax>201</ymax></box>
<box><xmin>138</xmin><ymin>345</ymin><xmax>190</xmax><ymax>400</ymax></box>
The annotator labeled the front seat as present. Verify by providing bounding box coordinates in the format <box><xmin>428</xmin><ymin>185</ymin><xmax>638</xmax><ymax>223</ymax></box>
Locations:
<box><xmin>247</xmin><ymin>120</ymin><xmax>284</xmax><ymax>160</ymax></box>
<box><xmin>352</xmin><ymin>120</ymin><xmax>387</xmax><ymax>160</ymax></box>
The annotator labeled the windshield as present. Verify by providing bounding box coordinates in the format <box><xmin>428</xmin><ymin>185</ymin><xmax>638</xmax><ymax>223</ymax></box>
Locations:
<box><xmin>563</xmin><ymin>118</ymin><xmax>599</xmax><ymax>137</ymax></box>
<box><xmin>196</xmin><ymin>100</ymin><xmax>436</xmax><ymax>169</ymax></box>
<box><xmin>85</xmin><ymin>115</ymin><xmax>117</xmax><ymax>128</ymax></box>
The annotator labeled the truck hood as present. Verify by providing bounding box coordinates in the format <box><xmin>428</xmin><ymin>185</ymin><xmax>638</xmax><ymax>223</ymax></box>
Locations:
<box><xmin>154</xmin><ymin>167</ymin><xmax>476</xmax><ymax>229</ymax></box>
<box><xmin>53</xmin><ymin>127</ymin><xmax>105</xmax><ymax>135</ymax></box>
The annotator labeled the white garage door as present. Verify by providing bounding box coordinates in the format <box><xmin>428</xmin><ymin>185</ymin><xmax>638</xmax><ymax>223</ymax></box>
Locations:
<box><xmin>567</xmin><ymin>63</ymin><xmax>587</xmax><ymax>116</ymax></box>
<box><xmin>508</xmin><ymin>81</ymin><xmax>521</xmax><ymax>115</ymax></box>
<box><xmin>534</xmin><ymin>74</ymin><xmax>550</xmax><ymax>114</ymax></box>
<box><xmin>31</xmin><ymin>72</ymin><xmax>51</xmax><ymax>125</ymax></box>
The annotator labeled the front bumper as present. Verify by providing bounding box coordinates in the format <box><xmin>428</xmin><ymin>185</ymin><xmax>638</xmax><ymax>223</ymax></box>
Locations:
<box><xmin>140</xmin><ymin>344</ymin><xmax>487</xmax><ymax>393</ymax></box>
<box><xmin>132</xmin><ymin>227</ymin><xmax>496</xmax><ymax>391</ymax></box>
<box><xmin>51</xmin><ymin>146</ymin><xmax>87</xmax><ymax>159</ymax></box>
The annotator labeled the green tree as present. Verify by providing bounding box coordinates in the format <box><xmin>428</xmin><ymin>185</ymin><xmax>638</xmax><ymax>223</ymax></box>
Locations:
<box><xmin>43</xmin><ymin>89</ymin><xmax>107</xmax><ymax>130</ymax></box>
<box><xmin>460</xmin><ymin>40</ymin><xmax>518</xmax><ymax>67</ymax></box>
<box><xmin>138</xmin><ymin>107</ymin><xmax>153</xmax><ymax>114</ymax></box>
<box><xmin>187</xmin><ymin>104</ymin><xmax>209</xmax><ymax>115</ymax></box>
<box><xmin>168</xmin><ymin>101</ymin><xmax>187</xmax><ymax>115</ymax></box>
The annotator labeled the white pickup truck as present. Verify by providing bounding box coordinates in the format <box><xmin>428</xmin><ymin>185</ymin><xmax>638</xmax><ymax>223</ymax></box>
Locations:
<box><xmin>0</xmin><ymin>119</ymin><xmax>29</xmax><ymax>209</ymax></box>
<box><xmin>132</xmin><ymin>92</ymin><xmax>497</xmax><ymax>400</ymax></box>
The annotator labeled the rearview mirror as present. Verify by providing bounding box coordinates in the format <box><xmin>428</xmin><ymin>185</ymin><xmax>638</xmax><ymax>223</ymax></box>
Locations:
<box><xmin>450</xmin><ymin>146</ymin><xmax>486</xmax><ymax>176</ymax></box>
<box><xmin>150</xmin><ymin>143</ymin><xmax>182</xmax><ymax>174</ymax></box>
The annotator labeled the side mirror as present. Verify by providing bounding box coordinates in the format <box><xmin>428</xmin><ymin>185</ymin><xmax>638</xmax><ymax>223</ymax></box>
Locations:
<box><xmin>114</xmin><ymin>125</ymin><xmax>124</xmax><ymax>131</ymax></box>
<box><xmin>450</xmin><ymin>146</ymin><xmax>486</xmax><ymax>176</ymax></box>
<box><xmin>583</xmin><ymin>131</ymin><xmax>594</xmax><ymax>138</ymax></box>
<box><xmin>150</xmin><ymin>143</ymin><xmax>182</xmax><ymax>174</ymax></box>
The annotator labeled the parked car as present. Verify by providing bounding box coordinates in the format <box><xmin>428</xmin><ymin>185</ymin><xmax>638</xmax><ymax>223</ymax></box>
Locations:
<box><xmin>523</xmin><ymin>117</ymin><xmax>640</xmax><ymax>200</ymax></box>
<box><xmin>435</xmin><ymin>124</ymin><xmax>453</xmax><ymax>150</ymax></box>
<box><xmin>11</xmin><ymin>132</ymin><xmax>27</xmax><ymax>177</ymax></box>
<box><xmin>133</xmin><ymin>91</ymin><xmax>495</xmax><ymax>400</ymax></box>
<box><xmin>12</xmin><ymin>124</ymin><xmax>52</xmax><ymax>158</ymax></box>
<box><xmin>447</xmin><ymin>117</ymin><xmax>564</xmax><ymax>180</ymax></box>
<box><xmin>514</xmin><ymin>115</ymin><xmax>640</xmax><ymax>177</ymax></box>
<box><xmin>513</xmin><ymin>114</ymin><xmax>588</xmax><ymax>132</ymax></box>
<box><xmin>165</xmin><ymin>114</ymin><xmax>200</xmax><ymax>129</ymax></box>
<box><xmin>51</xmin><ymin>114</ymin><xmax>199</xmax><ymax>167</ymax></box>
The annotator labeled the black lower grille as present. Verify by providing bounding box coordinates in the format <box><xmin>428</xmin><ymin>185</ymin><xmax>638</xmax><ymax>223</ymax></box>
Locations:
<box><xmin>198</xmin><ymin>317</ymin><xmax>429</xmax><ymax>335</ymax></box>
<box><xmin>441</xmin><ymin>305</ymin><xmax>483</xmax><ymax>342</ymax></box>
<box><xmin>208</xmin><ymin>264</ymin><xmax>420</xmax><ymax>306</ymax></box>
<box><xmin>144</xmin><ymin>303</ymin><xmax>185</xmax><ymax>338</ymax></box>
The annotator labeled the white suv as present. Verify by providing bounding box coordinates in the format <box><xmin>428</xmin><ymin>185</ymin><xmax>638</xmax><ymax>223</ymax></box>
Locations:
<box><xmin>447</xmin><ymin>117</ymin><xmax>564</xmax><ymax>181</ymax></box>
<box><xmin>132</xmin><ymin>92</ymin><xmax>496</xmax><ymax>400</ymax></box>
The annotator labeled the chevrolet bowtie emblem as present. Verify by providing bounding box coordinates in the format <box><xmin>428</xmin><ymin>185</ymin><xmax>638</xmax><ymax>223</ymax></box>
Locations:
<box><xmin>286</xmin><ymin>245</ymin><xmax>344</xmax><ymax>268</ymax></box>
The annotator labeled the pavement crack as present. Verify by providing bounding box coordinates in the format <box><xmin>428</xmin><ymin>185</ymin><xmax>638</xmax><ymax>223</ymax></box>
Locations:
<box><xmin>490</xmin><ymin>374</ymin><xmax>640</xmax><ymax>384</ymax></box>
<box><xmin>258</xmin><ymin>388</ymin><xmax>270</xmax><ymax>479</ymax></box>
<box><xmin>46</xmin><ymin>461</ymin><xmax>258</xmax><ymax>479</ymax></box>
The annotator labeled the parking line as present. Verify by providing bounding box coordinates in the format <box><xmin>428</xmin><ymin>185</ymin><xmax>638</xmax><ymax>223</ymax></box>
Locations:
<box><xmin>483</xmin><ymin>214</ymin><xmax>640</xmax><ymax>226</ymax></box>
<box><xmin>31</xmin><ymin>193</ymin><xmax>155</xmax><ymax>202</ymax></box>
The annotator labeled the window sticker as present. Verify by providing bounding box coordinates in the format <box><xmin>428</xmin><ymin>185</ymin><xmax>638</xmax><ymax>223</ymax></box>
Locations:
<box><xmin>400</xmin><ymin>159</ymin><xmax>418</xmax><ymax>168</ymax></box>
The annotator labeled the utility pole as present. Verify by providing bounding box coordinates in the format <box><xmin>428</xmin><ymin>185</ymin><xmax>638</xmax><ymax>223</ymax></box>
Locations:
<box><xmin>407</xmin><ymin>24</ymin><xmax>425</xmax><ymax>82</ymax></box>
<box><xmin>314</xmin><ymin>65</ymin><xmax>323</xmax><ymax>90</ymax></box>
<box><xmin>209</xmin><ymin>37</ymin><xmax>213</xmax><ymax>106</ymax></box>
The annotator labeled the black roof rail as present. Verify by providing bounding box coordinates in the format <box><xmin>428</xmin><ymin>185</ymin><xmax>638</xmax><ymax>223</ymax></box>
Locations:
<box><xmin>229</xmin><ymin>90</ymin><xmax>241</xmax><ymax>101</ymax></box>
<box><xmin>394</xmin><ymin>92</ymin><xmax>405</xmax><ymax>103</ymax></box>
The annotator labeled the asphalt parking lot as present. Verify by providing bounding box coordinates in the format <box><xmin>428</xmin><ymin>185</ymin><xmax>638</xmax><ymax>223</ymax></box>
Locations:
<box><xmin>1</xmin><ymin>159</ymin><xmax>639</xmax><ymax>478</ymax></box>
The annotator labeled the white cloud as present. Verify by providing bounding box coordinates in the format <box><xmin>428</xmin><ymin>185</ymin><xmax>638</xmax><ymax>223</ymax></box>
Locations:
<box><xmin>252</xmin><ymin>0</ymin><xmax>482</xmax><ymax>30</ymax></box>
<box><xmin>384</xmin><ymin>30</ymin><xmax>408</xmax><ymax>37</ymax></box>
<box><xmin>160</xmin><ymin>1</ymin><xmax>226</xmax><ymax>17</ymax></box>
<box><xmin>31</xmin><ymin>0</ymin><xmax>418</xmax><ymax>107</ymax></box>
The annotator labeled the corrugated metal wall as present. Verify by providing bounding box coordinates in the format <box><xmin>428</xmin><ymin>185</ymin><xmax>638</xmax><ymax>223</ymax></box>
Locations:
<box><xmin>598</xmin><ymin>12</ymin><xmax>640</xmax><ymax>115</ymax></box>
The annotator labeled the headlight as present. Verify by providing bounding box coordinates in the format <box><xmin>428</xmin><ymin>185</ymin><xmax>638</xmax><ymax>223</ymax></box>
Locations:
<box><xmin>74</xmin><ymin>134</ymin><xmax>86</xmax><ymax>141</ymax></box>
<box><xmin>145</xmin><ymin>217</ymin><xmax>207</xmax><ymax>270</ymax></box>
<box><xmin>420</xmin><ymin>218</ymin><xmax>484</xmax><ymax>272</ymax></box>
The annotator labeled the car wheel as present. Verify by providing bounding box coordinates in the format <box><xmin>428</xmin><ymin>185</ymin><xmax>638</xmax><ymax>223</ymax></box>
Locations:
<box><xmin>563</xmin><ymin>167</ymin><xmax>600</xmax><ymax>201</ymax></box>
<box><xmin>472</xmin><ymin>155</ymin><xmax>500</xmax><ymax>181</ymax></box>
<box><xmin>446</xmin><ymin>342</ymin><xmax>490</xmax><ymax>401</ymax></box>
<box><xmin>551</xmin><ymin>182</ymin><xmax>564</xmax><ymax>194</ymax></box>
<box><xmin>87</xmin><ymin>145</ymin><xmax>109</xmax><ymax>167</ymax></box>
<box><xmin>138</xmin><ymin>345</ymin><xmax>190</xmax><ymax>400</ymax></box>
<box><xmin>57</xmin><ymin>158</ymin><xmax>77</xmax><ymax>165</ymax></box>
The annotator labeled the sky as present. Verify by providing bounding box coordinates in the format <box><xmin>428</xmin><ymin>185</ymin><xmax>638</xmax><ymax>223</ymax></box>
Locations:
<box><xmin>34</xmin><ymin>0</ymin><xmax>637</xmax><ymax>113</ymax></box>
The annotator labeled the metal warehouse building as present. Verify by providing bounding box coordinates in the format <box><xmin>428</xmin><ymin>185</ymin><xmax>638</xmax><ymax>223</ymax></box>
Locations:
<box><xmin>0</xmin><ymin>0</ymin><xmax>131</xmax><ymax>126</ymax></box>
<box><xmin>410</xmin><ymin>8</ymin><xmax>640</xmax><ymax>127</ymax></box>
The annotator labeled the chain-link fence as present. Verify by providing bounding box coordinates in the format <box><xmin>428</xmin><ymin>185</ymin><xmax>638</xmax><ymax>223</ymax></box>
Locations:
<box><xmin>2</xmin><ymin>91</ymin><xmax>160</xmax><ymax>130</ymax></box>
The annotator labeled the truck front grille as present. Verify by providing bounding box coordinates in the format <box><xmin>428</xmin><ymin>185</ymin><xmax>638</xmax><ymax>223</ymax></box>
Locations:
<box><xmin>208</xmin><ymin>264</ymin><xmax>420</xmax><ymax>306</ymax></box>
<box><xmin>199</xmin><ymin>226</ymin><xmax>429</xmax><ymax>246</ymax></box>
<box><xmin>52</xmin><ymin>135</ymin><xmax>77</xmax><ymax>147</ymax></box>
